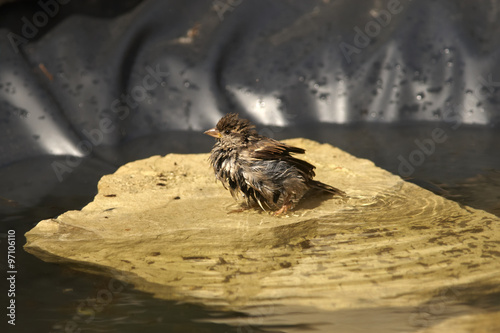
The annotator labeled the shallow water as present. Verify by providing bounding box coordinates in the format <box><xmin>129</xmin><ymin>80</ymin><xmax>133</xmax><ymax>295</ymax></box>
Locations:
<box><xmin>1</xmin><ymin>123</ymin><xmax>499</xmax><ymax>332</ymax></box>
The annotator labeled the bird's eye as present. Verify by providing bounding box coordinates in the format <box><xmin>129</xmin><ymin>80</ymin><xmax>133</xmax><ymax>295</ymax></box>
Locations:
<box><xmin>224</xmin><ymin>129</ymin><xmax>231</xmax><ymax>134</ymax></box>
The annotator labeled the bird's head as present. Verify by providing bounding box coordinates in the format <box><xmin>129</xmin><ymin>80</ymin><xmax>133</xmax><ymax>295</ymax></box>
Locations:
<box><xmin>204</xmin><ymin>113</ymin><xmax>256</xmax><ymax>145</ymax></box>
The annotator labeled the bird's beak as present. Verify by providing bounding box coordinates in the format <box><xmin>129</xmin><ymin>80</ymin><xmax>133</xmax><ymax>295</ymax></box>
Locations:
<box><xmin>204</xmin><ymin>127</ymin><xmax>222</xmax><ymax>138</ymax></box>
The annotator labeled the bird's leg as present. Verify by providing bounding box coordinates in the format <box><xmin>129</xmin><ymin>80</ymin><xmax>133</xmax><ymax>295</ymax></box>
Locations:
<box><xmin>274</xmin><ymin>195</ymin><xmax>292</xmax><ymax>216</ymax></box>
<box><xmin>228</xmin><ymin>203</ymin><xmax>252</xmax><ymax>214</ymax></box>
<box><xmin>228</xmin><ymin>207</ymin><xmax>249</xmax><ymax>214</ymax></box>
<box><xmin>228</xmin><ymin>201</ymin><xmax>259</xmax><ymax>214</ymax></box>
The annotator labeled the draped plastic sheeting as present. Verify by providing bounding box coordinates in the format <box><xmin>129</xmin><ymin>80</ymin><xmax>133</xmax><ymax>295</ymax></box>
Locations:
<box><xmin>1</xmin><ymin>0</ymin><xmax>499</xmax><ymax>168</ymax></box>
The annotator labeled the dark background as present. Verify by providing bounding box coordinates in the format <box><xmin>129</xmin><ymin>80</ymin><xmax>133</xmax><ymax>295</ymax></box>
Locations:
<box><xmin>1</xmin><ymin>0</ymin><xmax>499</xmax><ymax>332</ymax></box>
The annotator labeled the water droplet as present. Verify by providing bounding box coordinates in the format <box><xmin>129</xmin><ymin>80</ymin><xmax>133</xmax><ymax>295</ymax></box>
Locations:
<box><xmin>183</xmin><ymin>80</ymin><xmax>191</xmax><ymax>88</ymax></box>
<box><xmin>443</xmin><ymin>48</ymin><xmax>450</xmax><ymax>54</ymax></box>
<box><xmin>319</xmin><ymin>93</ymin><xmax>329</xmax><ymax>101</ymax></box>
<box><xmin>416</xmin><ymin>92</ymin><xmax>425</xmax><ymax>101</ymax></box>
<box><xmin>427</xmin><ymin>86</ymin><xmax>443</xmax><ymax>94</ymax></box>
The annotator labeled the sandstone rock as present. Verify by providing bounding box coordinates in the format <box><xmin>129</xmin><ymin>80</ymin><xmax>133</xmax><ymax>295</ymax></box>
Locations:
<box><xmin>25</xmin><ymin>139</ymin><xmax>500</xmax><ymax>332</ymax></box>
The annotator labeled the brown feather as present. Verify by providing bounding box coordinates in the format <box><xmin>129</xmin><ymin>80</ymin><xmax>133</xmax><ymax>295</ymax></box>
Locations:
<box><xmin>249</xmin><ymin>137</ymin><xmax>316</xmax><ymax>178</ymax></box>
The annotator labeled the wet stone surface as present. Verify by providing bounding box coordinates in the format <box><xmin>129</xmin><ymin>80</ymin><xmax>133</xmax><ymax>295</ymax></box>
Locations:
<box><xmin>24</xmin><ymin>138</ymin><xmax>500</xmax><ymax>332</ymax></box>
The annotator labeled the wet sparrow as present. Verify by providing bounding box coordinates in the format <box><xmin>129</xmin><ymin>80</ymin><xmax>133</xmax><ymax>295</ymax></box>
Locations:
<box><xmin>204</xmin><ymin>113</ymin><xmax>345</xmax><ymax>215</ymax></box>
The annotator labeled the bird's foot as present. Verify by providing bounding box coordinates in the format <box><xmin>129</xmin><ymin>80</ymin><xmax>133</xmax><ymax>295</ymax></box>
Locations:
<box><xmin>228</xmin><ymin>207</ymin><xmax>248</xmax><ymax>214</ymax></box>
<box><xmin>273</xmin><ymin>203</ymin><xmax>292</xmax><ymax>216</ymax></box>
<box><xmin>227</xmin><ymin>203</ymin><xmax>254</xmax><ymax>214</ymax></box>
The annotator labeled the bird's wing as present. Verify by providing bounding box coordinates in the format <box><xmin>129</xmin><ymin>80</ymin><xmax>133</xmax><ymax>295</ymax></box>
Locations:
<box><xmin>247</xmin><ymin>137</ymin><xmax>316</xmax><ymax>178</ymax></box>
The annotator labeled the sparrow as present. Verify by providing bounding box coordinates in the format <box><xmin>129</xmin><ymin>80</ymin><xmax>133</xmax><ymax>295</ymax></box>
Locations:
<box><xmin>204</xmin><ymin>113</ymin><xmax>345</xmax><ymax>215</ymax></box>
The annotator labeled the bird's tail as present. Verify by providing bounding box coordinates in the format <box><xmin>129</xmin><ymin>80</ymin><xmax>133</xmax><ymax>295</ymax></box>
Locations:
<box><xmin>309</xmin><ymin>180</ymin><xmax>346</xmax><ymax>197</ymax></box>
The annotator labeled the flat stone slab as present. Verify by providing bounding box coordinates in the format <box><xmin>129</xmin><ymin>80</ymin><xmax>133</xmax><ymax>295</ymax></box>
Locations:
<box><xmin>25</xmin><ymin>139</ymin><xmax>500</xmax><ymax>332</ymax></box>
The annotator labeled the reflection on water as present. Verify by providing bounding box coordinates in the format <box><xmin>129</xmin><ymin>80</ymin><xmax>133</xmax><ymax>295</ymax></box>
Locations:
<box><xmin>1</xmin><ymin>123</ymin><xmax>499</xmax><ymax>332</ymax></box>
